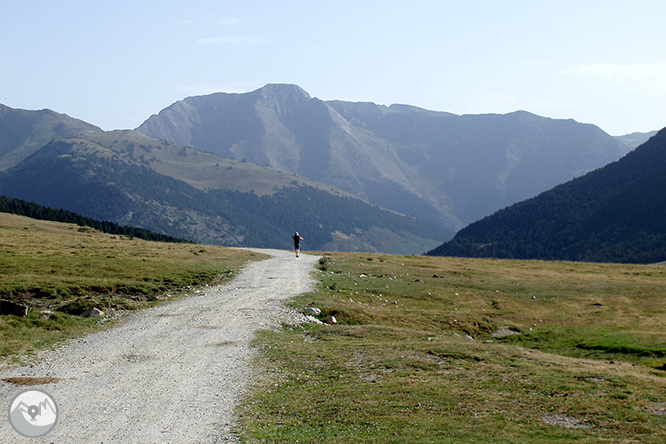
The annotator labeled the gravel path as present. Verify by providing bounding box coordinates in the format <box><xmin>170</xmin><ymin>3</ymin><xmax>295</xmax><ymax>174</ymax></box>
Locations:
<box><xmin>1</xmin><ymin>249</ymin><xmax>319</xmax><ymax>443</ymax></box>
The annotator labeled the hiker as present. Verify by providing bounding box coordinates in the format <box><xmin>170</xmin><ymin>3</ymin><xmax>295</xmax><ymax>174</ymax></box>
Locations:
<box><xmin>292</xmin><ymin>232</ymin><xmax>303</xmax><ymax>257</ymax></box>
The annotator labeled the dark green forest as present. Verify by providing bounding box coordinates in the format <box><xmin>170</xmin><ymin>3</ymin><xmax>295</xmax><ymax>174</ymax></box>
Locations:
<box><xmin>209</xmin><ymin>185</ymin><xmax>447</xmax><ymax>250</ymax></box>
<box><xmin>427</xmin><ymin>128</ymin><xmax>666</xmax><ymax>264</ymax></box>
<box><xmin>0</xmin><ymin>140</ymin><xmax>447</xmax><ymax>251</ymax></box>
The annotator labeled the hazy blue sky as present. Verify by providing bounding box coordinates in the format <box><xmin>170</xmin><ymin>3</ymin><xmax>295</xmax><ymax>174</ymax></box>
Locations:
<box><xmin>2</xmin><ymin>1</ymin><xmax>665</xmax><ymax>135</ymax></box>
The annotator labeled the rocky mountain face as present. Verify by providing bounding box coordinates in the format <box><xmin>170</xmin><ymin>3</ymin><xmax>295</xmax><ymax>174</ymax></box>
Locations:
<box><xmin>427</xmin><ymin>128</ymin><xmax>666</xmax><ymax>264</ymax></box>
<box><xmin>138</xmin><ymin>85</ymin><xmax>428</xmax><ymax>221</ymax></box>
<box><xmin>137</xmin><ymin>84</ymin><xmax>632</xmax><ymax>231</ymax></box>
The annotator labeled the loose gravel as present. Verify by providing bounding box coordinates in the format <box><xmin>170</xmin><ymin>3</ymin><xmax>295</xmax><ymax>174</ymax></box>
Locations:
<box><xmin>1</xmin><ymin>249</ymin><xmax>319</xmax><ymax>443</ymax></box>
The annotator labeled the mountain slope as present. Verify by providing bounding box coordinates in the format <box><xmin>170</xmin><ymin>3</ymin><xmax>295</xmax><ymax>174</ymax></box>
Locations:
<box><xmin>64</xmin><ymin>129</ymin><xmax>355</xmax><ymax>197</ymax></box>
<box><xmin>327</xmin><ymin>102</ymin><xmax>631</xmax><ymax>224</ymax></box>
<box><xmin>137</xmin><ymin>84</ymin><xmax>631</xmax><ymax>230</ymax></box>
<box><xmin>0</xmin><ymin>104</ymin><xmax>102</xmax><ymax>170</ymax></box>
<box><xmin>426</xmin><ymin>128</ymin><xmax>666</xmax><ymax>264</ymax></box>
<box><xmin>0</xmin><ymin>136</ymin><xmax>448</xmax><ymax>253</ymax></box>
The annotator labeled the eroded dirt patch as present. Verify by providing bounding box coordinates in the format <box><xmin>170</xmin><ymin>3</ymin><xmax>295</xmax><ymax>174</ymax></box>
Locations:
<box><xmin>2</xmin><ymin>376</ymin><xmax>63</xmax><ymax>386</ymax></box>
<box><xmin>541</xmin><ymin>414</ymin><xmax>591</xmax><ymax>429</ymax></box>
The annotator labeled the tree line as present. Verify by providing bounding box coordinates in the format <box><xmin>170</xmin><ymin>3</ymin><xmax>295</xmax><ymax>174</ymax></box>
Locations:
<box><xmin>0</xmin><ymin>194</ymin><xmax>191</xmax><ymax>244</ymax></box>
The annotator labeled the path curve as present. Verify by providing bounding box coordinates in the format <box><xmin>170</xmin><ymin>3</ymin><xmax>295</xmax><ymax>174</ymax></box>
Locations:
<box><xmin>0</xmin><ymin>249</ymin><xmax>319</xmax><ymax>443</ymax></box>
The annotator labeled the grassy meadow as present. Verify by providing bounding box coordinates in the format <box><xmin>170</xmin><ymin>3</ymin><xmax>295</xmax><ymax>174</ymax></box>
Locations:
<box><xmin>0</xmin><ymin>212</ymin><xmax>265</xmax><ymax>366</ymax></box>
<box><xmin>239</xmin><ymin>253</ymin><xmax>666</xmax><ymax>443</ymax></box>
<box><xmin>2</xmin><ymin>211</ymin><xmax>666</xmax><ymax>442</ymax></box>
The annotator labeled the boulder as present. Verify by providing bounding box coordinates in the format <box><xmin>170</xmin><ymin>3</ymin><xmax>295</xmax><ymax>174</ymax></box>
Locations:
<box><xmin>304</xmin><ymin>307</ymin><xmax>321</xmax><ymax>316</ymax></box>
<box><xmin>305</xmin><ymin>315</ymin><xmax>324</xmax><ymax>325</ymax></box>
<box><xmin>80</xmin><ymin>308</ymin><xmax>104</xmax><ymax>318</ymax></box>
<box><xmin>325</xmin><ymin>315</ymin><xmax>337</xmax><ymax>324</ymax></box>
<box><xmin>0</xmin><ymin>300</ymin><xmax>28</xmax><ymax>317</ymax></box>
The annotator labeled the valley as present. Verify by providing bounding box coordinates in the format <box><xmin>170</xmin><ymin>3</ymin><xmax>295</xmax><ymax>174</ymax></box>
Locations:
<box><xmin>0</xmin><ymin>84</ymin><xmax>663</xmax><ymax>260</ymax></box>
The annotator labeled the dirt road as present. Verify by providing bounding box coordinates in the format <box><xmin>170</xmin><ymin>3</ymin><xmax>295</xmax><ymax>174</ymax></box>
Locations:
<box><xmin>1</xmin><ymin>249</ymin><xmax>319</xmax><ymax>443</ymax></box>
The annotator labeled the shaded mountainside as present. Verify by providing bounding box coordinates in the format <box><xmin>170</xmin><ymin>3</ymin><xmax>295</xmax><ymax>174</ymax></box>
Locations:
<box><xmin>426</xmin><ymin>128</ymin><xmax>666</xmax><ymax>264</ymax></box>
<box><xmin>137</xmin><ymin>84</ymin><xmax>632</xmax><ymax>230</ymax></box>
<box><xmin>0</xmin><ymin>104</ymin><xmax>102</xmax><ymax>171</ymax></box>
<box><xmin>0</xmin><ymin>137</ymin><xmax>448</xmax><ymax>254</ymax></box>
<box><xmin>327</xmin><ymin>102</ymin><xmax>630</xmax><ymax>225</ymax></box>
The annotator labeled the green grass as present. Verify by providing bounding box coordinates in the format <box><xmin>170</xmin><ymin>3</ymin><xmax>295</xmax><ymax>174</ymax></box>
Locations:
<box><xmin>4</xmin><ymin>212</ymin><xmax>666</xmax><ymax>441</ymax></box>
<box><xmin>238</xmin><ymin>253</ymin><xmax>666</xmax><ymax>443</ymax></box>
<box><xmin>0</xmin><ymin>212</ymin><xmax>265</xmax><ymax>366</ymax></box>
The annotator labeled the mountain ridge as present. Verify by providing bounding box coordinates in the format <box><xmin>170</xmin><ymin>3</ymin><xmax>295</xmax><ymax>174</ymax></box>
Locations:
<box><xmin>0</xmin><ymin>105</ymin><xmax>102</xmax><ymax>171</ymax></box>
<box><xmin>136</xmin><ymin>84</ymin><xmax>636</xmax><ymax>231</ymax></box>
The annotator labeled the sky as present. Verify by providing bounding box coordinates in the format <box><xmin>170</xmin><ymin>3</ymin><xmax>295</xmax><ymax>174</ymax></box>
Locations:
<box><xmin>1</xmin><ymin>1</ymin><xmax>665</xmax><ymax>136</ymax></box>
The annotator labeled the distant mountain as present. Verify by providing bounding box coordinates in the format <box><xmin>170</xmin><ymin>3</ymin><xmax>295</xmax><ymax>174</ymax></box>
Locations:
<box><xmin>0</xmin><ymin>104</ymin><xmax>101</xmax><ymax>170</ymax></box>
<box><xmin>326</xmin><ymin>102</ymin><xmax>632</xmax><ymax>226</ymax></box>
<box><xmin>137</xmin><ymin>84</ymin><xmax>632</xmax><ymax>230</ymax></box>
<box><xmin>137</xmin><ymin>85</ymin><xmax>446</xmax><ymax>226</ymax></box>
<box><xmin>0</xmin><ymin>133</ymin><xmax>448</xmax><ymax>254</ymax></box>
<box><xmin>614</xmin><ymin>130</ymin><xmax>658</xmax><ymax>150</ymax></box>
<box><xmin>426</xmin><ymin>128</ymin><xmax>666</xmax><ymax>264</ymax></box>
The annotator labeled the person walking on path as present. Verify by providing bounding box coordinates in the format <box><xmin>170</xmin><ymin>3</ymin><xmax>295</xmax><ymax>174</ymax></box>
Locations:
<box><xmin>292</xmin><ymin>232</ymin><xmax>303</xmax><ymax>257</ymax></box>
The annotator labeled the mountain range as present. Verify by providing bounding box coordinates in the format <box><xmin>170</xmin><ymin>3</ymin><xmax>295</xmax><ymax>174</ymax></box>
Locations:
<box><xmin>0</xmin><ymin>84</ymin><xmax>658</xmax><ymax>256</ymax></box>
<box><xmin>427</xmin><ymin>128</ymin><xmax>666</xmax><ymax>264</ymax></box>
<box><xmin>137</xmin><ymin>84</ymin><xmax>637</xmax><ymax>230</ymax></box>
